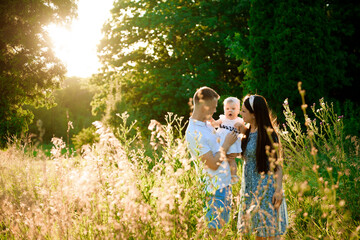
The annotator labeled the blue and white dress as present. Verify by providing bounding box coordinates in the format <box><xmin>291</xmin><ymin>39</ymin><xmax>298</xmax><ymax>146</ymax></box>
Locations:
<box><xmin>237</xmin><ymin>131</ymin><xmax>288</xmax><ymax>237</ymax></box>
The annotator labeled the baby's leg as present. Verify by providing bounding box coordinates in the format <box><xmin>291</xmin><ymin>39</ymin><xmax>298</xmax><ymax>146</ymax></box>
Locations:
<box><xmin>226</xmin><ymin>153</ymin><xmax>238</xmax><ymax>176</ymax></box>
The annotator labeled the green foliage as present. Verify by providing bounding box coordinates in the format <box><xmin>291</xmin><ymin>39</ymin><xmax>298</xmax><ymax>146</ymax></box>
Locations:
<box><xmin>226</xmin><ymin>0</ymin><xmax>360</xmax><ymax>126</ymax></box>
<box><xmin>0</xmin><ymin>0</ymin><xmax>77</xmax><ymax>148</ymax></box>
<box><xmin>91</xmin><ymin>0</ymin><xmax>249</xmax><ymax>132</ymax></box>
<box><xmin>25</xmin><ymin>77</ymin><xmax>100</xmax><ymax>144</ymax></box>
<box><xmin>334</xmin><ymin>100</ymin><xmax>360</xmax><ymax>137</ymax></box>
<box><xmin>71</xmin><ymin>126</ymin><xmax>100</xmax><ymax>151</ymax></box>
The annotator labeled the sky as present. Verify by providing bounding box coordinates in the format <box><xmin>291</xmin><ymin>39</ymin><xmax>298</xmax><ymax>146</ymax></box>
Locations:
<box><xmin>47</xmin><ymin>0</ymin><xmax>114</xmax><ymax>78</ymax></box>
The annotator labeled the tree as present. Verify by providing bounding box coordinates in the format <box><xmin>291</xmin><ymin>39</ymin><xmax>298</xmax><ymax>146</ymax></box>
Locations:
<box><xmin>92</xmin><ymin>0</ymin><xmax>249</xmax><ymax>132</ymax></box>
<box><xmin>0</xmin><ymin>0</ymin><xmax>77</xmax><ymax>147</ymax></box>
<box><xmin>227</xmin><ymin>0</ymin><xmax>359</xmax><ymax>125</ymax></box>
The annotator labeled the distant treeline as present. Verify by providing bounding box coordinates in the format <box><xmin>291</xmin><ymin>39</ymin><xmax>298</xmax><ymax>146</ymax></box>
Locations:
<box><xmin>25</xmin><ymin>77</ymin><xmax>99</xmax><ymax>144</ymax></box>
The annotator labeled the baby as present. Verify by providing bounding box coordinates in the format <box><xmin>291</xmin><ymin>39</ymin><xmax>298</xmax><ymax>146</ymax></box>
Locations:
<box><xmin>211</xmin><ymin>97</ymin><xmax>244</xmax><ymax>184</ymax></box>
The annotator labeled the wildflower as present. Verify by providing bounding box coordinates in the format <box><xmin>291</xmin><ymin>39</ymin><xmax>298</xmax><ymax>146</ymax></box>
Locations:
<box><xmin>300</xmin><ymin>90</ymin><xmax>306</xmax><ymax>97</ymax></box>
<box><xmin>312</xmin><ymin>164</ymin><xmax>319</xmax><ymax>173</ymax></box>
<box><xmin>311</xmin><ymin>147</ymin><xmax>318</xmax><ymax>156</ymax></box>
<box><xmin>308</xmin><ymin>130</ymin><xmax>314</xmax><ymax>137</ymax></box>
<box><xmin>148</xmin><ymin>119</ymin><xmax>159</xmax><ymax>131</ymax></box>
<box><xmin>283</xmin><ymin>98</ymin><xmax>288</xmax><ymax>106</ymax></box>
<box><xmin>339</xmin><ymin>200</ymin><xmax>346</xmax><ymax>207</ymax></box>
<box><xmin>300</xmin><ymin>181</ymin><xmax>309</xmax><ymax>191</ymax></box>
<box><xmin>301</xmin><ymin>104</ymin><xmax>308</xmax><ymax>111</ymax></box>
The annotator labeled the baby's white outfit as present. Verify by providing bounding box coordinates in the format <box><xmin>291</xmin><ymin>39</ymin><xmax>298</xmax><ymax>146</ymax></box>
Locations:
<box><xmin>216</xmin><ymin>115</ymin><xmax>243</xmax><ymax>154</ymax></box>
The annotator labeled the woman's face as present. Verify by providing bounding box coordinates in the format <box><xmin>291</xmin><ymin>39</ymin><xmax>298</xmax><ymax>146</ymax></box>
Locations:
<box><xmin>240</xmin><ymin>103</ymin><xmax>255</xmax><ymax>124</ymax></box>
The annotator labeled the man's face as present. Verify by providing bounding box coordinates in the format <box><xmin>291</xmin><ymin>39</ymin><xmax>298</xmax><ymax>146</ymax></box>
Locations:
<box><xmin>201</xmin><ymin>98</ymin><xmax>218</xmax><ymax>121</ymax></box>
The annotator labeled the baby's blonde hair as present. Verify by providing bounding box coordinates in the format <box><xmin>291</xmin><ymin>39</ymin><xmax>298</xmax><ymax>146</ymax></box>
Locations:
<box><xmin>223</xmin><ymin>97</ymin><xmax>240</xmax><ymax>109</ymax></box>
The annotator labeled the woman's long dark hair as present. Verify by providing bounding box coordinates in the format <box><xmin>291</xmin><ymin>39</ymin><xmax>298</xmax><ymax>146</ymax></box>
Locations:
<box><xmin>241</xmin><ymin>95</ymin><xmax>280</xmax><ymax>174</ymax></box>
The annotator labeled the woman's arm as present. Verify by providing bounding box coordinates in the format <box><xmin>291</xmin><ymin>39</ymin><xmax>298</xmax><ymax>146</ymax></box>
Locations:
<box><xmin>272</xmin><ymin>164</ymin><xmax>283</xmax><ymax>209</ymax></box>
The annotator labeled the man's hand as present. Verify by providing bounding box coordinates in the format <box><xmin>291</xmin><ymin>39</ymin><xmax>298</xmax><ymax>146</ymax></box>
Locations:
<box><xmin>222</xmin><ymin>130</ymin><xmax>238</xmax><ymax>150</ymax></box>
<box><xmin>200</xmin><ymin>131</ymin><xmax>238</xmax><ymax>171</ymax></box>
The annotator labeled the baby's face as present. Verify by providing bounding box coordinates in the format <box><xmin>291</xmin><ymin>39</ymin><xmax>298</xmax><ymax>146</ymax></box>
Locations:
<box><xmin>224</xmin><ymin>102</ymin><xmax>240</xmax><ymax>120</ymax></box>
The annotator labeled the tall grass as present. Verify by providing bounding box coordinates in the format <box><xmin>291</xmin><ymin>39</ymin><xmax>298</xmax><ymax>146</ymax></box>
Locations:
<box><xmin>0</xmin><ymin>113</ymin><xmax>209</xmax><ymax>239</ymax></box>
<box><xmin>279</xmin><ymin>83</ymin><xmax>360</xmax><ymax>239</ymax></box>
<box><xmin>1</xmin><ymin>99</ymin><xmax>359</xmax><ymax>239</ymax></box>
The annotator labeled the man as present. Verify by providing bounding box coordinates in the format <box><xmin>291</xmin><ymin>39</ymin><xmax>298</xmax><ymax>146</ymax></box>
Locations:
<box><xmin>185</xmin><ymin>86</ymin><xmax>238</xmax><ymax>231</ymax></box>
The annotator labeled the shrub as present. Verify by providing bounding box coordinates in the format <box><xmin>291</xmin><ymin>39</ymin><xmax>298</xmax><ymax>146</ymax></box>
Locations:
<box><xmin>71</xmin><ymin>126</ymin><xmax>100</xmax><ymax>150</ymax></box>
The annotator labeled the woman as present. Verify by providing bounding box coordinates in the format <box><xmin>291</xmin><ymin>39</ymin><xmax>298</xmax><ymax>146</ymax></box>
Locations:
<box><xmin>237</xmin><ymin>95</ymin><xmax>288</xmax><ymax>239</ymax></box>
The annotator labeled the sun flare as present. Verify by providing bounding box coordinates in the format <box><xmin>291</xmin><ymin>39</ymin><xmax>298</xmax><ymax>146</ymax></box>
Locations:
<box><xmin>47</xmin><ymin>0</ymin><xmax>114</xmax><ymax>78</ymax></box>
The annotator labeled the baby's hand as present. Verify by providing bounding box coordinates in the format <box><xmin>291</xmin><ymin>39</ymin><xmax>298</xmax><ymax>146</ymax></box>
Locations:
<box><xmin>210</xmin><ymin>118</ymin><xmax>222</xmax><ymax>128</ymax></box>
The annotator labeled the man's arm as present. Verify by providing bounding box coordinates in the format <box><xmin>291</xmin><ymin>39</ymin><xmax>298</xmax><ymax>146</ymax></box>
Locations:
<box><xmin>199</xmin><ymin>131</ymin><xmax>238</xmax><ymax>170</ymax></box>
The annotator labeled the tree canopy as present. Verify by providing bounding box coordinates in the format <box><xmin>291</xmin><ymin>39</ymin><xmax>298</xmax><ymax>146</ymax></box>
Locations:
<box><xmin>0</xmin><ymin>0</ymin><xmax>77</xmax><ymax>147</ymax></box>
<box><xmin>93</xmin><ymin>0</ymin><xmax>360</xmax><ymax>134</ymax></box>
<box><xmin>227</xmin><ymin>0</ymin><xmax>360</xmax><ymax>125</ymax></box>
<box><xmin>92</xmin><ymin>0</ymin><xmax>249</xmax><ymax>131</ymax></box>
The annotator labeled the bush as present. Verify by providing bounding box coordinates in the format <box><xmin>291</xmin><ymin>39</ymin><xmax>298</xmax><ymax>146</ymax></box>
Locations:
<box><xmin>71</xmin><ymin>126</ymin><xmax>100</xmax><ymax>150</ymax></box>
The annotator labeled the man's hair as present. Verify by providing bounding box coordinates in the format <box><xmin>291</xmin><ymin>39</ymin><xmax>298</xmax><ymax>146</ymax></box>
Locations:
<box><xmin>193</xmin><ymin>86</ymin><xmax>219</xmax><ymax>105</ymax></box>
<box><xmin>223</xmin><ymin>97</ymin><xmax>240</xmax><ymax>108</ymax></box>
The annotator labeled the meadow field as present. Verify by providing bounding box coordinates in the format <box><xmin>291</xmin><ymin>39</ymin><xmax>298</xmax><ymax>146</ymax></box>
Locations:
<box><xmin>1</xmin><ymin>99</ymin><xmax>359</xmax><ymax>240</ymax></box>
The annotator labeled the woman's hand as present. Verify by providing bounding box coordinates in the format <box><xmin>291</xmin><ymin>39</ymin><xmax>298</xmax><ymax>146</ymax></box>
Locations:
<box><xmin>272</xmin><ymin>190</ymin><xmax>283</xmax><ymax>209</ymax></box>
